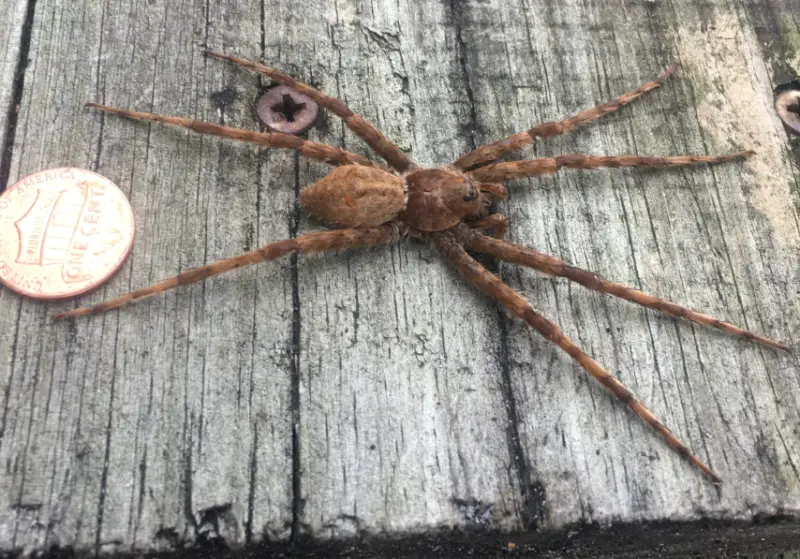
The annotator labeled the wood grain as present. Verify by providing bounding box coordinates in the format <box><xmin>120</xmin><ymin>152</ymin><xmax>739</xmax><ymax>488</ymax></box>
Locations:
<box><xmin>0</xmin><ymin>0</ymin><xmax>798</xmax><ymax>554</ymax></box>
<box><xmin>270</xmin><ymin>0</ymin><xmax>520</xmax><ymax>537</ymax></box>
<box><xmin>0</xmin><ymin>0</ymin><xmax>29</xmax><ymax>186</ymax></box>
<box><xmin>457</xmin><ymin>0</ymin><xmax>800</xmax><ymax>525</ymax></box>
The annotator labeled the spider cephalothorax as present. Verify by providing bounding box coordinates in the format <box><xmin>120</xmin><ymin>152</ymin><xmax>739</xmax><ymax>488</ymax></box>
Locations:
<box><xmin>56</xmin><ymin>50</ymin><xmax>790</xmax><ymax>485</ymax></box>
<box><xmin>398</xmin><ymin>168</ymin><xmax>486</xmax><ymax>231</ymax></box>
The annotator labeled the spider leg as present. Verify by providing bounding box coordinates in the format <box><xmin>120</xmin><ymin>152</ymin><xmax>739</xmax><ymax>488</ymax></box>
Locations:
<box><xmin>467</xmin><ymin>214</ymin><xmax>508</xmax><ymax>240</ymax></box>
<box><xmin>469</xmin><ymin>151</ymin><xmax>753</xmax><ymax>182</ymax></box>
<box><xmin>477</xmin><ymin>182</ymin><xmax>508</xmax><ymax>200</ymax></box>
<box><xmin>454</xmin><ymin>224</ymin><xmax>789</xmax><ymax>351</ymax></box>
<box><xmin>431</xmin><ymin>230</ymin><xmax>721</xmax><ymax>483</ymax></box>
<box><xmin>86</xmin><ymin>103</ymin><xmax>379</xmax><ymax>168</ymax></box>
<box><xmin>453</xmin><ymin>66</ymin><xmax>675</xmax><ymax>170</ymax></box>
<box><xmin>204</xmin><ymin>50</ymin><xmax>416</xmax><ymax>173</ymax></box>
<box><xmin>54</xmin><ymin>224</ymin><xmax>404</xmax><ymax>319</ymax></box>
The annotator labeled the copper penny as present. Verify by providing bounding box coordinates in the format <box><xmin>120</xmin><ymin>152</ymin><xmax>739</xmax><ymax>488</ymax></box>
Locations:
<box><xmin>0</xmin><ymin>167</ymin><xmax>135</xmax><ymax>299</ymax></box>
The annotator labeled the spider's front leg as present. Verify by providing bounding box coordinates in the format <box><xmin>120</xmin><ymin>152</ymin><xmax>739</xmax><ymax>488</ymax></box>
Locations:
<box><xmin>453</xmin><ymin>66</ymin><xmax>675</xmax><ymax>170</ymax></box>
<box><xmin>454</xmin><ymin>224</ymin><xmax>788</xmax><ymax>351</ymax></box>
<box><xmin>469</xmin><ymin>151</ymin><xmax>753</xmax><ymax>183</ymax></box>
<box><xmin>466</xmin><ymin>214</ymin><xmax>508</xmax><ymax>240</ymax></box>
<box><xmin>431</xmin><ymin>230</ymin><xmax>722</xmax><ymax>483</ymax></box>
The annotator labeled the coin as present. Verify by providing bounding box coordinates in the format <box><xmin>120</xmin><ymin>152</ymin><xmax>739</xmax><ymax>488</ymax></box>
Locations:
<box><xmin>0</xmin><ymin>167</ymin><xmax>135</xmax><ymax>299</ymax></box>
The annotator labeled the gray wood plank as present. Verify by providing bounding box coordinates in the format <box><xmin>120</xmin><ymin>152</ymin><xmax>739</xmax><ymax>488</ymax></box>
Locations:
<box><xmin>0</xmin><ymin>0</ymin><xmax>799</xmax><ymax>554</ymax></box>
<box><xmin>0</xmin><ymin>0</ymin><xmax>293</xmax><ymax>552</ymax></box>
<box><xmin>276</xmin><ymin>0</ymin><xmax>522</xmax><ymax>537</ymax></box>
<box><xmin>457</xmin><ymin>0</ymin><xmax>800</xmax><ymax>527</ymax></box>
<box><xmin>0</xmin><ymin>0</ymin><xmax>29</xmax><ymax>184</ymax></box>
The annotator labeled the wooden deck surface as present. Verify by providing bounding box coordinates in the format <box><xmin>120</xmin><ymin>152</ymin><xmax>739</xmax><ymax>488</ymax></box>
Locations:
<box><xmin>1</xmin><ymin>0</ymin><xmax>799</xmax><ymax>554</ymax></box>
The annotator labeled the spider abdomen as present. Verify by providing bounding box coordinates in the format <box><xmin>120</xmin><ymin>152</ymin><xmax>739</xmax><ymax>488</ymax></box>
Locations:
<box><xmin>299</xmin><ymin>165</ymin><xmax>405</xmax><ymax>228</ymax></box>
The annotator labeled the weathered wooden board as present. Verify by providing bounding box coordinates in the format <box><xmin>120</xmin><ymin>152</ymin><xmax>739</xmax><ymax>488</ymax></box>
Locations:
<box><xmin>0</xmin><ymin>0</ymin><xmax>296</xmax><ymax>552</ymax></box>
<box><xmin>0</xmin><ymin>0</ymin><xmax>29</xmax><ymax>179</ymax></box>
<box><xmin>458</xmin><ymin>0</ymin><xmax>800</xmax><ymax>526</ymax></box>
<box><xmin>0</xmin><ymin>0</ymin><xmax>799</xmax><ymax>555</ymax></box>
<box><xmin>274</xmin><ymin>1</ymin><xmax>521</xmax><ymax>539</ymax></box>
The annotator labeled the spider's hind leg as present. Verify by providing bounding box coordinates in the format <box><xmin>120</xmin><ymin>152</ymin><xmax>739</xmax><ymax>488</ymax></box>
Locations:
<box><xmin>54</xmin><ymin>225</ymin><xmax>404</xmax><ymax>319</ymax></box>
<box><xmin>85</xmin><ymin>103</ymin><xmax>376</xmax><ymax>167</ymax></box>
<box><xmin>204</xmin><ymin>50</ymin><xmax>416</xmax><ymax>173</ymax></box>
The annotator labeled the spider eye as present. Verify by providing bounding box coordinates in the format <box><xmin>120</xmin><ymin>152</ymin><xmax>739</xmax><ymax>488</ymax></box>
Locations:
<box><xmin>463</xmin><ymin>188</ymin><xmax>478</xmax><ymax>202</ymax></box>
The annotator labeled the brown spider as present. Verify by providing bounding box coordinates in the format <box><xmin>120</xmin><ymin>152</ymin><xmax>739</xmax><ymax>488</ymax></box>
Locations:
<box><xmin>54</xmin><ymin>51</ymin><xmax>790</xmax><ymax>484</ymax></box>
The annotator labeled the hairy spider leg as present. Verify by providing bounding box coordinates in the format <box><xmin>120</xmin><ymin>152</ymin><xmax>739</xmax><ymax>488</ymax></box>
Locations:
<box><xmin>85</xmin><ymin>103</ymin><xmax>377</xmax><ymax>168</ymax></box>
<box><xmin>466</xmin><ymin>214</ymin><xmax>508</xmax><ymax>240</ymax></box>
<box><xmin>204</xmin><ymin>50</ymin><xmax>416</xmax><ymax>173</ymax></box>
<box><xmin>453</xmin><ymin>66</ymin><xmax>675</xmax><ymax>171</ymax></box>
<box><xmin>455</xmin><ymin>224</ymin><xmax>789</xmax><ymax>351</ymax></box>
<box><xmin>431</xmin><ymin>230</ymin><xmax>722</xmax><ymax>483</ymax></box>
<box><xmin>468</xmin><ymin>151</ymin><xmax>753</xmax><ymax>182</ymax></box>
<box><xmin>476</xmin><ymin>182</ymin><xmax>509</xmax><ymax>199</ymax></box>
<box><xmin>53</xmin><ymin>225</ymin><xmax>404</xmax><ymax>319</ymax></box>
